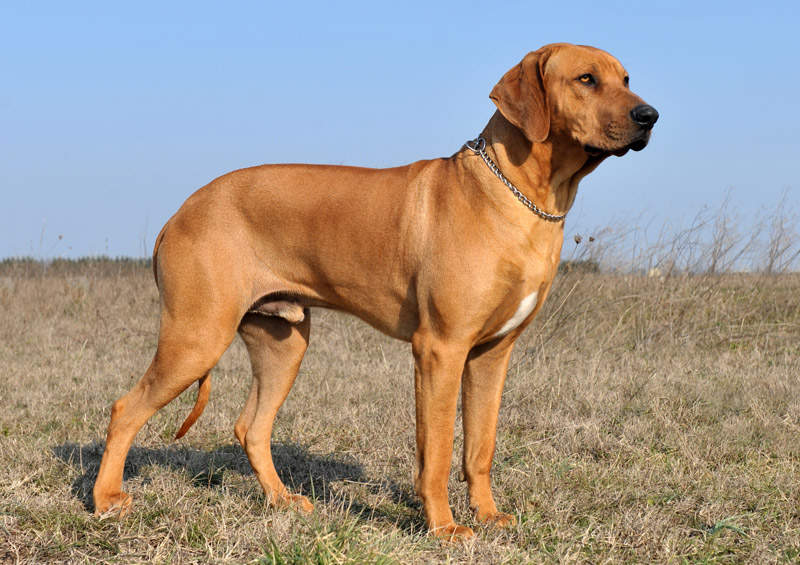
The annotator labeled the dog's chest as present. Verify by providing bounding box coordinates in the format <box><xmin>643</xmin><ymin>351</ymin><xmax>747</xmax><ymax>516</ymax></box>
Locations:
<box><xmin>491</xmin><ymin>290</ymin><xmax>539</xmax><ymax>338</ymax></box>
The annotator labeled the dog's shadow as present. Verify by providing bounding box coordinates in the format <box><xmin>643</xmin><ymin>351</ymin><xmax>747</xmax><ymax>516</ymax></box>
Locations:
<box><xmin>52</xmin><ymin>440</ymin><xmax>423</xmax><ymax>532</ymax></box>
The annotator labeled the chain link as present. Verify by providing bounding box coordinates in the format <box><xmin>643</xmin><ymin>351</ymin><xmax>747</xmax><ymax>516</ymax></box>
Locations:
<box><xmin>464</xmin><ymin>136</ymin><xmax>566</xmax><ymax>222</ymax></box>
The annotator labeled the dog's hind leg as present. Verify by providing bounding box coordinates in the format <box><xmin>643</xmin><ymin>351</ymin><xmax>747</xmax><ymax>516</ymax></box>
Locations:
<box><xmin>234</xmin><ymin>375</ymin><xmax>258</xmax><ymax>449</ymax></box>
<box><xmin>236</xmin><ymin>311</ymin><xmax>312</xmax><ymax>512</ymax></box>
<box><xmin>92</xmin><ymin>312</ymin><xmax>238</xmax><ymax>515</ymax></box>
<box><xmin>93</xmin><ymin>235</ymin><xmax>246</xmax><ymax>516</ymax></box>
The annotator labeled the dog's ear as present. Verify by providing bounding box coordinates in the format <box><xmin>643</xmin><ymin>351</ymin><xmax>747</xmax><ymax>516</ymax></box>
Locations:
<box><xmin>490</xmin><ymin>48</ymin><xmax>550</xmax><ymax>143</ymax></box>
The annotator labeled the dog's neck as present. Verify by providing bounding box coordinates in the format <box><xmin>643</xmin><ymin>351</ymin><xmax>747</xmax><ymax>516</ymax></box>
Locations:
<box><xmin>479</xmin><ymin>111</ymin><xmax>607</xmax><ymax>218</ymax></box>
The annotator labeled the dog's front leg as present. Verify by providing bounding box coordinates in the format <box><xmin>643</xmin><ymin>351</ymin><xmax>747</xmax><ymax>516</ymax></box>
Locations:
<box><xmin>411</xmin><ymin>332</ymin><xmax>473</xmax><ymax>539</ymax></box>
<box><xmin>461</xmin><ymin>336</ymin><xmax>518</xmax><ymax>528</ymax></box>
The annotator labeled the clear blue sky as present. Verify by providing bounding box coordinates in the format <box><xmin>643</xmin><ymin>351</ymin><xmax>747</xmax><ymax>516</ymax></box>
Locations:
<box><xmin>2</xmin><ymin>1</ymin><xmax>797</xmax><ymax>258</ymax></box>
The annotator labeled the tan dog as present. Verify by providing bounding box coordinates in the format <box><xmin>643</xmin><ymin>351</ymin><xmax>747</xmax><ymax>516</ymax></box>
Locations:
<box><xmin>93</xmin><ymin>43</ymin><xmax>657</xmax><ymax>539</ymax></box>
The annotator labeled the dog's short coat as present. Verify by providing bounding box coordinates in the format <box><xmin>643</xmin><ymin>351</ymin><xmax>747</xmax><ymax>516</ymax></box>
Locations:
<box><xmin>93</xmin><ymin>43</ymin><xmax>657</xmax><ymax>539</ymax></box>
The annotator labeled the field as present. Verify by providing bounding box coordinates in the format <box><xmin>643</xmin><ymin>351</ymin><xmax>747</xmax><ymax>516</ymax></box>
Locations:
<box><xmin>1</xmin><ymin>258</ymin><xmax>799</xmax><ymax>563</ymax></box>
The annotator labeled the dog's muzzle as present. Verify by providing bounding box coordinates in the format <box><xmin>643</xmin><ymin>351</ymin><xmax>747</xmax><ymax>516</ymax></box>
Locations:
<box><xmin>585</xmin><ymin>104</ymin><xmax>658</xmax><ymax>157</ymax></box>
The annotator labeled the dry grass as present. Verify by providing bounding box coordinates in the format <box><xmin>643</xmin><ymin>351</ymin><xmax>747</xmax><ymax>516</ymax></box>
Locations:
<box><xmin>1</xmin><ymin>258</ymin><xmax>799</xmax><ymax>563</ymax></box>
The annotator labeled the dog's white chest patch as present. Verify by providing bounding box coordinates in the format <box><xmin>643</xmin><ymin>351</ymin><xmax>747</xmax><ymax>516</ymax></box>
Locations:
<box><xmin>492</xmin><ymin>291</ymin><xmax>539</xmax><ymax>338</ymax></box>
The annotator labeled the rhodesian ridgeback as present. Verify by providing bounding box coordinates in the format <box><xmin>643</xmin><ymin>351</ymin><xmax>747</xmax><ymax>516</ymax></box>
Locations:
<box><xmin>93</xmin><ymin>43</ymin><xmax>657</xmax><ymax>539</ymax></box>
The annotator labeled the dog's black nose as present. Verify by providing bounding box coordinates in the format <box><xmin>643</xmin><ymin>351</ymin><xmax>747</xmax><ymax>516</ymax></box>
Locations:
<box><xmin>630</xmin><ymin>104</ymin><xmax>659</xmax><ymax>129</ymax></box>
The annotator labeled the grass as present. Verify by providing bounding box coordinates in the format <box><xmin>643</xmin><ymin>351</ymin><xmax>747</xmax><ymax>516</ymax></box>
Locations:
<box><xmin>1</xmin><ymin>258</ymin><xmax>799</xmax><ymax>563</ymax></box>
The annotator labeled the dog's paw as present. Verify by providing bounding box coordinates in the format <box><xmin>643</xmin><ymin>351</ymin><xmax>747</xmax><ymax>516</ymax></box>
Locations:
<box><xmin>94</xmin><ymin>491</ymin><xmax>133</xmax><ymax>518</ymax></box>
<box><xmin>268</xmin><ymin>492</ymin><xmax>314</xmax><ymax>514</ymax></box>
<box><xmin>476</xmin><ymin>510</ymin><xmax>516</xmax><ymax>529</ymax></box>
<box><xmin>285</xmin><ymin>493</ymin><xmax>314</xmax><ymax>514</ymax></box>
<box><xmin>430</xmin><ymin>522</ymin><xmax>475</xmax><ymax>541</ymax></box>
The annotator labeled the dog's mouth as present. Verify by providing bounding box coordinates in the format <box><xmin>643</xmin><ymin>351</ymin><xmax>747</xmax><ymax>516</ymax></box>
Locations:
<box><xmin>583</xmin><ymin>144</ymin><xmax>607</xmax><ymax>157</ymax></box>
<box><xmin>584</xmin><ymin>136</ymin><xmax>649</xmax><ymax>158</ymax></box>
<box><xmin>628</xmin><ymin>138</ymin><xmax>649</xmax><ymax>152</ymax></box>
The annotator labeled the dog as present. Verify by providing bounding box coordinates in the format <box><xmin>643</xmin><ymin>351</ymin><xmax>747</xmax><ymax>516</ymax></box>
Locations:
<box><xmin>93</xmin><ymin>43</ymin><xmax>657</xmax><ymax>539</ymax></box>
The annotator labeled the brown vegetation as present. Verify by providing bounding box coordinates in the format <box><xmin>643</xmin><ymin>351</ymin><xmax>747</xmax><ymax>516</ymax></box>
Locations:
<box><xmin>1</xmin><ymin>257</ymin><xmax>799</xmax><ymax>562</ymax></box>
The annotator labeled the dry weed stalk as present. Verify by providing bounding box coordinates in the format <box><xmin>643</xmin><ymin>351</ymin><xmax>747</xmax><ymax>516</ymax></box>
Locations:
<box><xmin>564</xmin><ymin>189</ymin><xmax>800</xmax><ymax>276</ymax></box>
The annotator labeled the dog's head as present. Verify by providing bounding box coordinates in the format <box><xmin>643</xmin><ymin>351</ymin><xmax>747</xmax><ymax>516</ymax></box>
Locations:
<box><xmin>490</xmin><ymin>43</ymin><xmax>657</xmax><ymax>157</ymax></box>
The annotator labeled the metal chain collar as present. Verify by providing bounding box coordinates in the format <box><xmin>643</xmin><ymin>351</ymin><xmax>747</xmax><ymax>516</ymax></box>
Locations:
<box><xmin>463</xmin><ymin>136</ymin><xmax>566</xmax><ymax>222</ymax></box>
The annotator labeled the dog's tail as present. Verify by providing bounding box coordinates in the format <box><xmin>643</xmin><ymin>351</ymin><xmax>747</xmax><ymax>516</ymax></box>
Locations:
<box><xmin>174</xmin><ymin>373</ymin><xmax>212</xmax><ymax>439</ymax></box>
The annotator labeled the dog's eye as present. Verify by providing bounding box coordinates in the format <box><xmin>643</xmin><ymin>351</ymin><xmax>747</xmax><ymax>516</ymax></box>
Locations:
<box><xmin>623</xmin><ymin>75</ymin><xmax>630</xmax><ymax>87</ymax></box>
<box><xmin>578</xmin><ymin>73</ymin><xmax>596</xmax><ymax>86</ymax></box>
